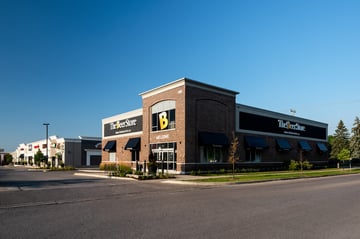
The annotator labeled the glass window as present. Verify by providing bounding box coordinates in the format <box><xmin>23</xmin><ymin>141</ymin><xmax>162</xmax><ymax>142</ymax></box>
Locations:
<box><xmin>151</xmin><ymin>101</ymin><xmax>176</xmax><ymax>132</ymax></box>
<box><xmin>169</xmin><ymin>109</ymin><xmax>176</xmax><ymax>129</ymax></box>
<box><xmin>245</xmin><ymin>149</ymin><xmax>261</xmax><ymax>162</ymax></box>
<box><xmin>200</xmin><ymin>146</ymin><xmax>224</xmax><ymax>163</ymax></box>
<box><xmin>151</xmin><ymin>109</ymin><xmax>176</xmax><ymax>131</ymax></box>
<box><xmin>109</xmin><ymin>152</ymin><xmax>116</xmax><ymax>162</ymax></box>
<box><xmin>152</xmin><ymin>114</ymin><xmax>158</xmax><ymax>131</ymax></box>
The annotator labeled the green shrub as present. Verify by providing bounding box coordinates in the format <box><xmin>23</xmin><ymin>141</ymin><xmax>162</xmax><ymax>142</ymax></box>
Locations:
<box><xmin>134</xmin><ymin>170</ymin><xmax>143</xmax><ymax>176</ymax></box>
<box><xmin>49</xmin><ymin>166</ymin><xmax>75</xmax><ymax>171</ymax></box>
<box><xmin>100</xmin><ymin>163</ymin><xmax>133</xmax><ymax>177</ymax></box>
<box><xmin>289</xmin><ymin>160</ymin><xmax>299</xmax><ymax>170</ymax></box>
<box><xmin>99</xmin><ymin>162</ymin><xmax>117</xmax><ymax>171</ymax></box>
<box><xmin>301</xmin><ymin>160</ymin><xmax>313</xmax><ymax>170</ymax></box>
<box><xmin>288</xmin><ymin>160</ymin><xmax>313</xmax><ymax>170</ymax></box>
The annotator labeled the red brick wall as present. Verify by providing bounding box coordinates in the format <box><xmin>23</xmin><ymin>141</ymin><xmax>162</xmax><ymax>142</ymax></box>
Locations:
<box><xmin>141</xmin><ymin>84</ymin><xmax>186</xmax><ymax>171</ymax></box>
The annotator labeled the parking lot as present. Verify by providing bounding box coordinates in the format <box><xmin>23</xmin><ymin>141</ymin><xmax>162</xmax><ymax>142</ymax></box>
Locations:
<box><xmin>1</xmin><ymin>166</ymin><xmax>360</xmax><ymax>239</ymax></box>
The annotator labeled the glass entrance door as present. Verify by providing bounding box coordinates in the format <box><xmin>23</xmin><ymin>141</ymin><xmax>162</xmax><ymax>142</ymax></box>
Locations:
<box><xmin>151</xmin><ymin>142</ymin><xmax>177</xmax><ymax>173</ymax></box>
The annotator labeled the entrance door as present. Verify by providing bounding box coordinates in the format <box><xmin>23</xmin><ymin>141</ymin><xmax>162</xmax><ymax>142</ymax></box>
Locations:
<box><xmin>152</xmin><ymin>147</ymin><xmax>176</xmax><ymax>173</ymax></box>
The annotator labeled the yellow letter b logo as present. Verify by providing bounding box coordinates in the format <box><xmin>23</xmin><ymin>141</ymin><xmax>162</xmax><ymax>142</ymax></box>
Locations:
<box><xmin>159</xmin><ymin>112</ymin><xmax>169</xmax><ymax>130</ymax></box>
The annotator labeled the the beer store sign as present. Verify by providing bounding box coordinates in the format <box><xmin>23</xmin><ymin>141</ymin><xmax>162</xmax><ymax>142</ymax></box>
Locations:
<box><xmin>278</xmin><ymin>120</ymin><xmax>306</xmax><ymax>132</ymax></box>
<box><xmin>104</xmin><ymin>115</ymin><xmax>142</xmax><ymax>137</ymax></box>
<box><xmin>239</xmin><ymin>112</ymin><xmax>326</xmax><ymax>140</ymax></box>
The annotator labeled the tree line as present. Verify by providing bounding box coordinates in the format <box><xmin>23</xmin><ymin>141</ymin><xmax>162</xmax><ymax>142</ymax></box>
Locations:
<box><xmin>329</xmin><ymin>117</ymin><xmax>360</xmax><ymax>161</ymax></box>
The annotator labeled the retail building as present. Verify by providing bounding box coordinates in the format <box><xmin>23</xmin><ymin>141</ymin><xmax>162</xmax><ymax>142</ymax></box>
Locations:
<box><xmin>15</xmin><ymin>136</ymin><xmax>101</xmax><ymax>167</ymax></box>
<box><xmin>102</xmin><ymin>78</ymin><xmax>328</xmax><ymax>174</ymax></box>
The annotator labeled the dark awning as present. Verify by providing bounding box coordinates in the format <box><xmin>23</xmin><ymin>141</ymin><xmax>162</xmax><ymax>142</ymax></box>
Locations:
<box><xmin>298</xmin><ymin>140</ymin><xmax>312</xmax><ymax>152</ymax></box>
<box><xmin>103</xmin><ymin>140</ymin><xmax>116</xmax><ymax>152</ymax></box>
<box><xmin>316</xmin><ymin>142</ymin><xmax>328</xmax><ymax>152</ymax></box>
<box><xmin>125</xmin><ymin>138</ymin><xmax>141</xmax><ymax>150</ymax></box>
<box><xmin>245</xmin><ymin>136</ymin><xmax>268</xmax><ymax>150</ymax></box>
<box><xmin>276</xmin><ymin>138</ymin><xmax>292</xmax><ymax>151</ymax></box>
<box><xmin>199</xmin><ymin>132</ymin><xmax>230</xmax><ymax>146</ymax></box>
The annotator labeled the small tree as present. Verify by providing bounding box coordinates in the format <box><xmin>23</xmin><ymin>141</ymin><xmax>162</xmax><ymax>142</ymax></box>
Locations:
<box><xmin>4</xmin><ymin>153</ymin><xmax>13</xmax><ymax>165</ymax></box>
<box><xmin>228</xmin><ymin>132</ymin><xmax>239</xmax><ymax>179</ymax></box>
<box><xmin>34</xmin><ymin>149</ymin><xmax>44</xmax><ymax>166</ymax></box>
<box><xmin>338</xmin><ymin>148</ymin><xmax>351</xmax><ymax>168</ymax></box>
<box><xmin>147</xmin><ymin>152</ymin><xmax>157</xmax><ymax>175</ymax></box>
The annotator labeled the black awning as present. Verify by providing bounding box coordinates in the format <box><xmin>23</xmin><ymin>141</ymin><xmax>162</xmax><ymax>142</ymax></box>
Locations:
<box><xmin>125</xmin><ymin>137</ymin><xmax>140</xmax><ymax>150</ymax></box>
<box><xmin>103</xmin><ymin>140</ymin><xmax>116</xmax><ymax>152</ymax></box>
<box><xmin>199</xmin><ymin>132</ymin><xmax>230</xmax><ymax>146</ymax></box>
<box><xmin>245</xmin><ymin>136</ymin><xmax>268</xmax><ymax>150</ymax></box>
<box><xmin>276</xmin><ymin>138</ymin><xmax>292</xmax><ymax>151</ymax></box>
<box><xmin>298</xmin><ymin>140</ymin><xmax>312</xmax><ymax>152</ymax></box>
<box><xmin>316</xmin><ymin>142</ymin><xmax>328</xmax><ymax>152</ymax></box>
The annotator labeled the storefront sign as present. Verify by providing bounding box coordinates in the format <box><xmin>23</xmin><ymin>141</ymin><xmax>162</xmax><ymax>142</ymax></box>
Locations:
<box><xmin>159</xmin><ymin>112</ymin><xmax>169</xmax><ymax>130</ymax></box>
<box><xmin>239</xmin><ymin>112</ymin><xmax>327</xmax><ymax>140</ymax></box>
<box><xmin>104</xmin><ymin>115</ymin><xmax>143</xmax><ymax>137</ymax></box>
<box><xmin>278</xmin><ymin>120</ymin><xmax>306</xmax><ymax>132</ymax></box>
<box><xmin>110</xmin><ymin>118</ymin><xmax>137</xmax><ymax>130</ymax></box>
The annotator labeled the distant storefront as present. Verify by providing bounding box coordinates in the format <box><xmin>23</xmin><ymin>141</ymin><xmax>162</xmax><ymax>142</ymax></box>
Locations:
<box><xmin>102</xmin><ymin>78</ymin><xmax>328</xmax><ymax>174</ymax></box>
<box><xmin>15</xmin><ymin>136</ymin><xmax>101</xmax><ymax>167</ymax></box>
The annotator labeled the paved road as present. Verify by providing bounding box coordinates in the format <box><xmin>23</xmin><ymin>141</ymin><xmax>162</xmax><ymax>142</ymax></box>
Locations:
<box><xmin>1</xmin><ymin>166</ymin><xmax>360</xmax><ymax>239</ymax></box>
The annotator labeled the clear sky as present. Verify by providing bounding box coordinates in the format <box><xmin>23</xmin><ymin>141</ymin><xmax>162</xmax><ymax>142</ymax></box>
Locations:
<box><xmin>1</xmin><ymin>0</ymin><xmax>360</xmax><ymax>152</ymax></box>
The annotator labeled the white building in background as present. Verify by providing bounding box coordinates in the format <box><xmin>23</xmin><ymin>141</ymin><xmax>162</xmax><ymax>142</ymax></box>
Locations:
<box><xmin>15</xmin><ymin>136</ymin><xmax>101</xmax><ymax>167</ymax></box>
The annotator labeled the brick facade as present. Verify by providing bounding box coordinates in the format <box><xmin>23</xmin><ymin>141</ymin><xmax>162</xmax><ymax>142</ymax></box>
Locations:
<box><xmin>102</xmin><ymin>78</ymin><xmax>328</xmax><ymax>173</ymax></box>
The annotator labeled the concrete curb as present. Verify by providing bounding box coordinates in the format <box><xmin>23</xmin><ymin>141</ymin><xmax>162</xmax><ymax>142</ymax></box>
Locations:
<box><xmin>74</xmin><ymin>172</ymin><xmax>136</xmax><ymax>181</ymax></box>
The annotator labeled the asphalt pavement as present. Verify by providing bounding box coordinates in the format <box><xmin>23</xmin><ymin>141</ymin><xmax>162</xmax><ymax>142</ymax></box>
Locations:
<box><xmin>2</xmin><ymin>166</ymin><xmax>360</xmax><ymax>239</ymax></box>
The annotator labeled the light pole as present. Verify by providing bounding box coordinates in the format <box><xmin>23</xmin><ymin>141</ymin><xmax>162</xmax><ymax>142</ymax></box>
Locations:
<box><xmin>43</xmin><ymin>123</ymin><xmax>50</xmax><ymax>164</ymax></box>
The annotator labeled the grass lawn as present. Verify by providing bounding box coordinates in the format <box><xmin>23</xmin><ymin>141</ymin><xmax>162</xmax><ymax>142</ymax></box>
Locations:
<box><xmin>189</xmin><ymin>168</ymin><xmax>360</xmax><ymax>183</ymax></box>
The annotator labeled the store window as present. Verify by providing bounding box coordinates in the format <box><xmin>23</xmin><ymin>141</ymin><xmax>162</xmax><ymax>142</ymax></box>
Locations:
<box><xmin>109</xmin><ymin>152</ymin><xmax>116</xmax><ymax>162</ymax></box>
<box><xmin>245</xmin><ymin>149</ymin><xmax>262</xmax><ymax>162</ymax></box>
<box><xmin>200</xmin><ymin>146</ymin><xmax>224</xmax><ymax>163</ymax></box>
<box><xmin>151</xmin><ymin>100</ymin><xmax>176</xmax><ymax>131</ymax></box>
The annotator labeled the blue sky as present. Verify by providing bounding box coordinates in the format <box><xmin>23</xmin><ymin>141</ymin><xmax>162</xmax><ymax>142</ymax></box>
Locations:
<box><xmin>1</xmin><ymin>0</ymin><xmax>360</xmax><ymax>152</ymax></box>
